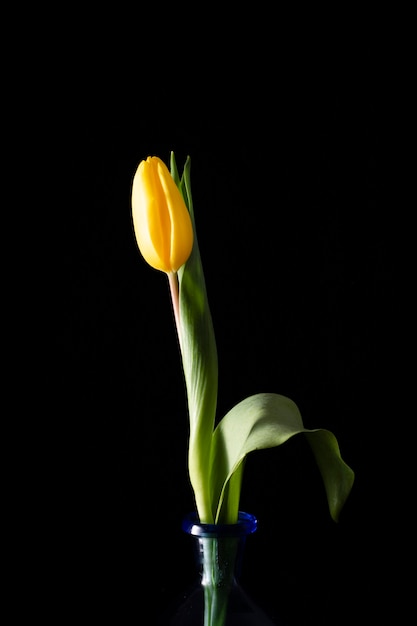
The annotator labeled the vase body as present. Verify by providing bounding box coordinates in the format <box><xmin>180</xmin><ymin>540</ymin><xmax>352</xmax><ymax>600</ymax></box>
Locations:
<box><xmin>162</xmin><ymin>511</ymin><xmax>282</xmax><ymax>626</ymax></box>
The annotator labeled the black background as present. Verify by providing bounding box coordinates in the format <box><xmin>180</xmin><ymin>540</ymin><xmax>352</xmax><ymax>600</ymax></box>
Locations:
<box><xmin>33</xmin><ymin>11</ymin><xmax>404</xmax><ymax>626</ymax></box>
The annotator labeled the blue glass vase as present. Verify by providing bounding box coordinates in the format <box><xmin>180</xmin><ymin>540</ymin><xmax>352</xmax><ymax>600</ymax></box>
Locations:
<box><xmin>162</xmin><ymin>511</ymin><xmax>284</xmax><ymax>626</ymax></box>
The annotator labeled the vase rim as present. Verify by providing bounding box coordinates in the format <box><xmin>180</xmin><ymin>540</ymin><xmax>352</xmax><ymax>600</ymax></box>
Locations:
<box><xmin>182</xmin><ymin>510</ymin><xmax>257</xmax><ymax>538</ymax></box>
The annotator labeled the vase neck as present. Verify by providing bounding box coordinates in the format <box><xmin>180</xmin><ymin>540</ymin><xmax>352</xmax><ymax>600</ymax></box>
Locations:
<box><xmin>182</xmin><ymin>511</ymin><xmax>257</xmax><ymax>581</ymax></box>
<box><xmin>182</xmin><ymin>511</ymin><xmax>258</xmax><ymax>538</ymax></box>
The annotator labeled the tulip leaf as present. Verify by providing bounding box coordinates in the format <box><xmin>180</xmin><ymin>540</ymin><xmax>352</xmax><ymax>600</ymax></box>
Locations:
<box><xmin>210</xmin><ymin>393</ymin><xmax>354</xmax><ymax>524</ymax></box>
<box><xmin>172</xmin><ymin>153</ymin><xmax>219</xmax><ymax>524</ymax></box>
<box><xmin>169</xmin><ymin>152</ymin><xmax>354</xmax><ymax>529</ymax></box>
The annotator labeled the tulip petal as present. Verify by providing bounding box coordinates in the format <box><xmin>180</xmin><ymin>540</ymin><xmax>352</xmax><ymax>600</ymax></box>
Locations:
<box><xmin>156</xmin><ymin>158</ymin><xmax>194</xmax><ymax>272</ymax></box>
<box><xmin>132</xmin><ymin>159</ymin><xmax>168</xmax><ymax>271</ymax></box>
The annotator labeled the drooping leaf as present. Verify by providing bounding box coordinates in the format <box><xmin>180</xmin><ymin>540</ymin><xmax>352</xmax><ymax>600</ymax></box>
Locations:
<box><xmin>304</xmin><ymin>429</ymin><xmax>355</xmax><ymax>523</ymax></box>
<box><xmin>210</xmin><ymin>393</ymin><xmax>354</xmax><ymax>524</ymax></box>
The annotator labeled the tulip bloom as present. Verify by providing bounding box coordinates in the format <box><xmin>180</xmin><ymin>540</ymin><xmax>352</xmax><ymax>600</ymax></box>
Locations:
<box><xmin>131</xmin><ymin>156</ymin><xmax>193</xmax><ymax>274</ymax></box>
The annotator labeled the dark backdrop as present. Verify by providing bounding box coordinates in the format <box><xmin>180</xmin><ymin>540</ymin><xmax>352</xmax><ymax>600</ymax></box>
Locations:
<box><xmin>39</xmin><ymin>16</ymin><xmax>401</xmax><ymax>626</ymax></box>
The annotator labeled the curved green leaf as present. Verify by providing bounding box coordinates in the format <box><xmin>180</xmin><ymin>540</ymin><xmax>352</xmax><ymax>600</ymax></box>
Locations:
<box><xmin>210</xmin><ymin>393</ymin><xmax>354</xmax><ymax>524</ymax></box>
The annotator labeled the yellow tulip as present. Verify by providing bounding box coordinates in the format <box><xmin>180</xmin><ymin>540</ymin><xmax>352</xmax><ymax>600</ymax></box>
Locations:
<box><xmin>131</xmin><ymin>156</ymin><xmax>194</xmax><ymax>273</ymax></box>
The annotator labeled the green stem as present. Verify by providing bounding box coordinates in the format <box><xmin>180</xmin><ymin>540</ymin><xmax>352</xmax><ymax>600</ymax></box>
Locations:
<box><xmin>167</xmin><ymin>271</ymin><xmax>181</xmax><ymax>346</ymax></box>
<box><xmin>201</xmin><ymin>537</ymin><xmax>238</xmax><ymax>626</ymax></box>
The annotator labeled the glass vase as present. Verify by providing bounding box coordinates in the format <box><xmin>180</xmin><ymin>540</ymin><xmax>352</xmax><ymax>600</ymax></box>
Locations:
<box><xmin>163</xmin><ymin>511</ymin><xmax>284</xmax><ymax>626</ymax></box>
